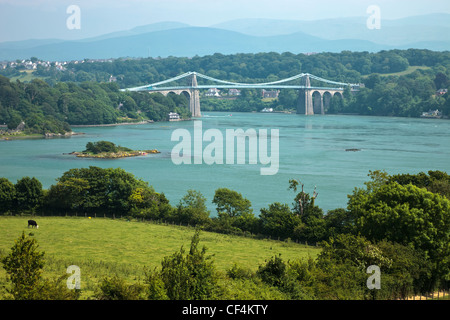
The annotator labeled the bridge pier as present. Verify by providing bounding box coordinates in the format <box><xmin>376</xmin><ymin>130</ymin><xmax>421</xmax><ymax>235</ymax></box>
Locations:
<box><xmin>189</xmin><ymin>73</ymin><xmax>201</xmax><ymax>117</ymax></box>
<box><xmin>297</xmin><ymin>75</ymin><xmax>314</xmax><ymax>115</ymax></box>
<box><xmin>297</xmin><ymin>89</ymin><xmax>314</xmax><ymax>115</ymax></box>
<box><xmin>151</xmin><ymin>73</ymin><xmax>201</xmax><ymax>118</ymax></box>
<box><xmin>297</xmin><ymin>75</ymin><xmax>343</xmax><ymax>115</ymax></box>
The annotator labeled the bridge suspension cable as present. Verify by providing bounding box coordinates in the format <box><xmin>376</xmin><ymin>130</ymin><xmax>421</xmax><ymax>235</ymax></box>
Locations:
<box><xmin>122</xmin><ymin>71</ymin><xmax>358</xmax><ymax>91</ymax></box>
<box><xmin>194</xmin><ymin>72</ymin><xmax>311</xmax><ymax>87</ymax></box>
<box><xmin>123</xmin><ymin>71</ymin><xmax>194</xmax><ymax>91</ymax></box>
<box><xmin>306</xmin><ymin>74</ymin><xmax>352</xmax><ymax>87</ymax></box>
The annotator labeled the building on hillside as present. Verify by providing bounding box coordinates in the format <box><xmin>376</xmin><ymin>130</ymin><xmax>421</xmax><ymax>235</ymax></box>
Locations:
<box><xmin>420</xmin><ymin>109</ymin><xmax>442</xmax><ymax>119</ymax></box>
<box><xmin>168</xmin><ymin>112</ymin><xmax>181</xmax><ymax>121</ymax></box>
<box><xmin>205</xmin><ymin>88</ymin><xmax>221</xmax><ymax>97</ymax></box>
<box><xmin>228</xmin><ymin>89</ymin><xmax>241</xmax><ymax>96</ymax></box>
<box><xmin>262</xmin><ymin>89</ymin><xmax>279</xmax><ymax>98</ymax></box>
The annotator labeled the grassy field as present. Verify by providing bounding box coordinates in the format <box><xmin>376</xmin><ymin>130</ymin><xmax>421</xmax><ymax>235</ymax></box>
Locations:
<box><xmin>8</xmin><ymin>70</ymin><xmax>48</xmax><ymax>82</ymax></box>
<box><xmin>0</xmin><ymin>216</ymin><xmax>320</xmax><ymax>298</ymax></box>
<box><xmin>361</xmin><ymin>65</ymin><xmax>431</xmax><ymax>78</ymax></box>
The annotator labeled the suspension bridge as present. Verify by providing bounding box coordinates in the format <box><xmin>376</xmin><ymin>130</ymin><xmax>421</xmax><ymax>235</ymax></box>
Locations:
<box><xmin>121</xmin><ymin>72</ymin><xmax>360</xmax><ymax>117</ymax></box>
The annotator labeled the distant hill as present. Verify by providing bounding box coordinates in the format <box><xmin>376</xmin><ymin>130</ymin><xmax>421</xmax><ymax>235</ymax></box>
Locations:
<box><xmin>0</xmin><ymin>27</ymin><xmax>392</xmax><ymax>61</ymax></box>
<box><xmin>211</xmin><ymin>14</ymin><xmax>450</xmax><ymax>46</ymax></box>
<box><xmin>0</xmin><ymin>14</ymin><xmax>449</xmax><ymax>61</ymax></box>
<box><xmin>77</xmin><ymin>21</ymin><xmax>191</xmax><ymax>42</ymax></box>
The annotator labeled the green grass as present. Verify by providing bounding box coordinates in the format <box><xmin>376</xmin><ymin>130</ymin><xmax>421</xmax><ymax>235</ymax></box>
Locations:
<box><xmin>362</xmin><ymin>66</ymin><xmax>431</xmax><ymax>78</ymax></box>
<box><xmin>0</xmin><ymin>132</ymin><xmax>44</xmax><ymax>140</ymax></box>
<box><xmin>8</xmin><ymin>70</ymin><xmax>48</xmax><ymax>83</ymax></box>
<box><xmin>0</xmin><ymin>216</ymin><xmax>320</xmax><ymax>298</ymax></box>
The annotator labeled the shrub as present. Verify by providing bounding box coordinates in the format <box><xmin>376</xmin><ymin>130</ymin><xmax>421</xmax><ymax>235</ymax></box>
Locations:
<box><xmin>96</xmin><ymin>275</ymin><xmax>146</xmax><ymax>300</ymax></box>
<box><xmin>156</xmin><ymin>229</ymin><xmax>219</xmax><ymax>300</ymax></box>
<box><xmin>1</xmin><ymin>232</ymin><xmax>45</xmax><ymax>299</ymax></box>
<box><xmin>257</xmin><ymin>254</ymin><xmax>313</xmax><ymax>300</ymax></box>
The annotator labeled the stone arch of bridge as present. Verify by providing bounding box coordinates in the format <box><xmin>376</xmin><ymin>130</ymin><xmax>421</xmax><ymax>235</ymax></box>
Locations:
<box><xmin>333</xmin><ymin>91</ymin><xmax>343</xmax><ymax>99</ymax></box>
<box><xmin>322</xmin><ymin>91</ymin><xmax>332</xmax><ymax>112</ymax></box>
<box><xmin>312</xmin><ymin>91</ymin><xmax>323</xmax><ymax>115</ymax></box>
<box><xmin>309</xmin><ymin>90</ymin><xmax>344</xmax><ymax>115</ymax></box>
<box><xmin>164</xmin><ymin>90</ymin><xmax>192</xmax><ymax>100</ymax></box>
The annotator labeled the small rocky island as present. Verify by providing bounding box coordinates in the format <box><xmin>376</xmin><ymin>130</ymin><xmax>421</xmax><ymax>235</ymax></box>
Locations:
<box><xmin>69</xmin><ymin>141</ymin><xmax>160</xmax><ymax>159</ymax></box>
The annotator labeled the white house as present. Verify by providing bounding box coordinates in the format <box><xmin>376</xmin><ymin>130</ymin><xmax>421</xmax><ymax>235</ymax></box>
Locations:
<box><xmin>168</xmin><ymin>112</ymin><xmax>181</xmax><ymax>121</ymax></box>
<box><xmin>205</xmin><ymin>88</ymin><xmax>221</xmax><ymax>97</ymax></box>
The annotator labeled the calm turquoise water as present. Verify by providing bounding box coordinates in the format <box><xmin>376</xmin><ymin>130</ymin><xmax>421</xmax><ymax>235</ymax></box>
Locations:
<box><xmin>1</xmin><ymin>112</ymin><xmax>450</xmax><ymax>214</ymax></box>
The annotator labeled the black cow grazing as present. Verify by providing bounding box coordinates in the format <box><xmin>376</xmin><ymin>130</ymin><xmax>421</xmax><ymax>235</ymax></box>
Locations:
<box><xmin>28</xmin><ymin>220</ymin><xmax>39</xmax><ymax>229</ymax></box>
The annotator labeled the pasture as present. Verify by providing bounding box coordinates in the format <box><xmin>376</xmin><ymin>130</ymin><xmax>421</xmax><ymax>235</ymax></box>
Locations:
<box><xmin>0</xmin><ymin>216</ymin><xmax>320</xmax><ymax>299</ymax></box>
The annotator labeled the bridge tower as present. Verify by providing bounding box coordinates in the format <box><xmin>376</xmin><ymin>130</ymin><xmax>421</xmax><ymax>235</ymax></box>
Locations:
<box><xmin>189</xmin><ymin>72</ymin><xmax>201</xmax><ymax>117</ymax></box>
<box><xmin>297</xmin><ymin>74</ymin><xmax>314</xmax><ymax>115</ymax></box>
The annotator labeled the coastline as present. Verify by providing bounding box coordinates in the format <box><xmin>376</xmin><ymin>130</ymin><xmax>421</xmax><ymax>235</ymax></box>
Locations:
<box><xmin>0</xmin><ymin>118</ymin><xmax>186</xmax><ymax>141</ymax></box>
<box><xmin>1</xmin><ymin>131</ymin><xmax>83</xmax><ymax>141</ymax></box>
<box><xmin>70</xmin><ymin>120</ymin><xmax>154</xmax><ymax>128</ymax></box>
<box><xmin>68</xmin><ymin>149</ymin><xmax>160</xmax><ymax>159</ymax></box>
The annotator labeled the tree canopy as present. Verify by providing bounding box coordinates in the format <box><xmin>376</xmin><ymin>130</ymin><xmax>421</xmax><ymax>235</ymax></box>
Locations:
<box><xmin>2</xmin><ymin>49</ymin><xmax>449</xmax><ymax>124</ymax></box>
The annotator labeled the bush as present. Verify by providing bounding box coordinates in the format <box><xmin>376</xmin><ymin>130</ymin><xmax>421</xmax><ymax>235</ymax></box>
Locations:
<box><xmin>145</xmin><ymin>267</ymin><xmax>168</xmax><ymax>300</ymax></box>
<box><xmin>161</xmin><ymin>230</ymin><xmax>218</xmax><ymax>299</ymax></box>
<box><xmin>96</xmin><ymin>275</ymin><xmax>146</xmax><ymax>300</ymax></box>
<box><xmin>38</xmin><ymin>275</ymin><xmax>81</xmax><ymax>300</ymax></box>
<box><xmin>226</xmin><ymin>263</ymin><xmax>255</xmax><ymax>280</ymax></box>
<box><xmin>1</xmin><ymin>232</ymin><xmax>79</xmax><ymax>300</ymax></box>
<box><xmin>85</xmin><ymin>141</ymin><xmax>119</xmax><ymax>154</ymax></box>
<box><xmin>1</xmin><ymin>232</ymin><xmax>45</xmax><ymax>299</ymax></box>
<box><xmin>257</xmin><ymin>254</ymin><xmax>313</xmax><ymax>300</ymax></box>
<box><xmin>146</xmin><ymin>229</ymin><xmax>219</xmax><ymax>300</ymax></box>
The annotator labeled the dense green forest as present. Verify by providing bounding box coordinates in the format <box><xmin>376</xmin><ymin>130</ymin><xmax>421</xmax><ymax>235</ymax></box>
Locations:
<box><xmin>1</xmin><ymin>49</ymin><xmax>450</xmax><ymax>134</ymax></box>
<box><xmin>4</xmin><ymin>50</ymin><xmax>435</xmax><ymax>85</ymax></box>
<box><xmin>0</xmin><ymin>75</ymin><xmax>190</xmax><ymax>134</ymax></box>
<box><xmin>0</xmin><ymin>167</ymin><xmax>449</xmax><ymax>299</ymax></box>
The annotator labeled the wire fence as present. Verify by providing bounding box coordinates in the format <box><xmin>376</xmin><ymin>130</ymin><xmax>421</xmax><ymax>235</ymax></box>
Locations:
<box><xmin>407</xmin><ymin>290</ymin><xmax>450</xmax><ymax>300</ymax></box>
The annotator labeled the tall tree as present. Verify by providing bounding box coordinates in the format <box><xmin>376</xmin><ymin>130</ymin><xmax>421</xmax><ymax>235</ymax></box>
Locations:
<box><xmin>348</xmin><ymin>181</ymin><xmax>450</xmax><ymax>284</ymax></box>
<box><xmin>14</xmin><ymin>177</ymin><xmax>43</xmax><ymax>213</ymax></box>
<box><xmin>212</xmin><ymin>188</ymin><xmax>252</xmax><ymax>219</ymax></box>
<box><xmin>0</xmin><ymin>177</ymin><xmax>15</xmax><ymax>213</ymax></box>
<box><xmin>156</xmin><ymin>230</ymin><xmax>218</xmax><ymax>300</ymax></box>
<box><xmin>176</xmin><ymin>190</ymin><xmax>211</xmax><ymax>226</ymax></box>
<box><xmin>259</xmin><ymin>202</ymin><xmax>303</xmax><ymax>240</ymax></box>
<box><xmin>1</xmin><ymin>232</ymin><xmax>45</xmax><ymax>300</ymax></box>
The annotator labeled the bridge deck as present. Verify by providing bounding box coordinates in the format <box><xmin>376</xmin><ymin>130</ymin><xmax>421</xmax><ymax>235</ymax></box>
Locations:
<box><xmin>121</xmin><ymin>71</ymin><xmax>359</xmax><ymax>92</ymax></box>
<box><xmin>119</xmin><ymin>72</ymin><xmax>358</xmax><ymax>117</ymax></box>
<box><xmin>124</xmin><ymin>85</ymin><xmax>345</xmax><ymax>92</ymax></box>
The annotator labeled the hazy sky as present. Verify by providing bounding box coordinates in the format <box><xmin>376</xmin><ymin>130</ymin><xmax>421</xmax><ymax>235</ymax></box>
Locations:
<box><xmin>1</xmin><ymin>0</ymin><xmax>449</xmax><ymax>42</ymax></box>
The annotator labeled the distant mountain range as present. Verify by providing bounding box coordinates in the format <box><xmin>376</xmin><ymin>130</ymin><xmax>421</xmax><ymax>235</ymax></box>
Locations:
<box><xmin>0</xmin><ymin>14</ymin><xmax>449</xmax><ymax>61</ymax></box>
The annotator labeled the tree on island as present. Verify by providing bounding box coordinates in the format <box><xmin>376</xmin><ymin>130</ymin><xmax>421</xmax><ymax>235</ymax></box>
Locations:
<box><xmin>84</xmin><ymin>141</ymin><xmax>131</xmax><ymax>154</ymax></box>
